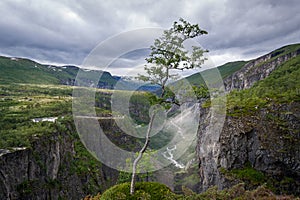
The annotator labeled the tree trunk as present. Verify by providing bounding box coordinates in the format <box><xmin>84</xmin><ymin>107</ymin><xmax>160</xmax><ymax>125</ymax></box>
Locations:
<box><xmin>161</xmin><ymin>85</ymin><xmax>165</xmax><ymax>98</ymax></box>
<box><xmin>130</xmin><ymin>112</ymin><xmax>156</xmax><ymax>195</ymax></box>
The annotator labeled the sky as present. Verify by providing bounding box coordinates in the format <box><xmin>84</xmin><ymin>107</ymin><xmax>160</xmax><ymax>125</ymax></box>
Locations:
<box><xmin>0</xmin><ymin>0</ymin><xmax>300</xmax><ymax>76</ymax></box>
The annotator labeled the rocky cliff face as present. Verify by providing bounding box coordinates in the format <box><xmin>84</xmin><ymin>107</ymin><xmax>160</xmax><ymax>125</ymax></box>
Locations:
<box><xmin>224</xmin><ymin>47</ymin><xmax>300</xmax><ymax>91</ymax></box>
<box><xmin>196</xmin><ymin>46</ymin><xmax>300</xmax><ymax>195</ymax></box>
<box><xmin>221</xmin><ymin>102</ymin><xmax>300</xmax><ymax>191</ymax></box>
<box><xmin>0</xmin><ymin>129</ymin><xmax>118</xmax><ymax>200</ymax></box>
<box><xmin>197</xmin><ymin>102</ymin><xmax>300</xmax><ymax>194</ymax></box>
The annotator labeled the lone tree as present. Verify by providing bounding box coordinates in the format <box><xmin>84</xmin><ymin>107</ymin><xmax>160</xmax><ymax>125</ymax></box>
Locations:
<box><xmin>131</xmin><ymin>18</ymin><xmax>208</xmax><ymax>195</ymax></box>
<box><xmin>137</xmin><ymin>18</ymin><xmax>208</xmax><ymax>98</ymax></box>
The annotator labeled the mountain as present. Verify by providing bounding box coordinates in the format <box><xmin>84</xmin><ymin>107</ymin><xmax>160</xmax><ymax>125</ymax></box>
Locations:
<box><xmin>0</xmin><ymin>56</ymin><xmax>161</xmax><ymax>92</ymax></box>
<box><xmin>224</xmin><ymin>43</ymin><xmax>300</xmax><ymax>91</ymax></box>
<box><xmin>184</xmin><ymin>61</ymin><xmax>247</xmax><ymax>86</ymax></box>
<box><xmin>0</xmin><ymin>56</ymin><xmax>118</xmax><ymax>88</ymax></box>
<box><xmin>194</xmin><ymin>43</ymin><xmax>300</xmax><ymax>194</ymax></box>
<box><xmin>183</xmin><ymin>43</ymin><xmax>300</xmax><ymax>90</ymax></box>
<box><xmin>0</xmin><ymin>43</ymin><xmax>300</xmax><ymax>199</ymax></box>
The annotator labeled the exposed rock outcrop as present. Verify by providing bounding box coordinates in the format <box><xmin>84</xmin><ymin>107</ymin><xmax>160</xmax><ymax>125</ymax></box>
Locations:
<box><xmin>197</xmin><ymin>101</ymin><xmax>300</xmax><ymax>194</ymax></box>
<box><xmin>0</xmin><ymin>130</ymin><xmax>118</xmax><ymax>200</ymax></box>
<box><xmin>224</xmin><ymin>46</ymin><xmax>300</xmax><ymax>91</ymax></box>
<box><xmin>196</xmin><ymin>45</ymin><xmax>300</xmax><ymax>195</ymax></box>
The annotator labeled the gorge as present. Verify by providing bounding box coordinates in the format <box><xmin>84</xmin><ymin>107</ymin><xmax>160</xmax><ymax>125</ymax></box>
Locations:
<box><xmin>0</xmin><ymin>43</ymin><xmax>299</xmax><ymax>199</ymax></box>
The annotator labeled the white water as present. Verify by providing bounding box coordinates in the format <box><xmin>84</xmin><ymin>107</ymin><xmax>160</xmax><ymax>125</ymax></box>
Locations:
<box><xmin>162</xmin><ymin>145</ymin><xmax>185</xmax><ymax>169</ymax></box>
<box><xmin>161</xmin><ymin>103</ymin><xmax>200</xmax><ymax>169</ymax></box>
<box><xmin>32</xmin><ymin>117</ymin><xmax>58</xmax><ymax>123</ymax></box>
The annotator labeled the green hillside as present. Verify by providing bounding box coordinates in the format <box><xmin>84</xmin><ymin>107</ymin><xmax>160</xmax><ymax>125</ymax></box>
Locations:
<box><xmin>182</xmin><ymin>61</ymin><xmax>247</xmax><ymax>87</ymax></box>
<box><xmin>0</xmin><ymin>56</ymin><xmax>117</xmax><ymax>87</ymax></box>
<box><xmin>183</xmin><ymin>43</ymin><xmax>300</xmax><ymax>87</ymax></box>
<box><xmin>227</xmin><ymin>54</ymin><xmax>300</xmax><ymax>115</ymax></box>
<box><xmin>0</xmin><ymin>57</ymin><xmax>61</xmax><ymax>84</ymax></box>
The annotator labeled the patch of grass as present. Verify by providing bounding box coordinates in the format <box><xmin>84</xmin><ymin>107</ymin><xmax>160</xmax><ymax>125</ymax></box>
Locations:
<box><xmin>227</xmin><ymin>54</ymin><xmax>300</xmax><ymax>116</ymax></box>
<box><xmin>100</xmin><ymin>182</ymin><xmax>176</xmax><ymax>200</ymax></box>
<box><xmin>184</xmin><ymin>61</ymin><xmax>247</xmax><ymax>87</ymax></box>
<box><xmin>220</xmin><ymin>164</ymin><xmax>267</xmax><ymax>187</ymax></box>
<box><xmin>89</xmin><ymin>182</ymin><xmax>299</xmax><ymax>200</ymax></box>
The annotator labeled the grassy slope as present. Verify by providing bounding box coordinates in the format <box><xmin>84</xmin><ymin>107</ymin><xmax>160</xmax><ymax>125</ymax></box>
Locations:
<box><xmin>0</xmin><ymin>56</ymin><xmax>117</xmax><ymax>86</ymax></box>
<box><xmin>184</xmin><ymin>61</ymin><xmax>247</xmax><ymax>86</ymax></box>
<box><xmin>96</xmin><ymin>182</ymin><xmax>297</xmax><ymax>199</ymax></box>
<box><xmin>226</xmin><ymin>54</ymin><xmax>300</xmax><ymax>114</ymax></box>
<box><xmin>0</xmin><ymin>57</ymin><xmax>61</xmax><ymax>84</ymax></box>
<box><xmin>184</xmin><ymin>43</ymin><xmax>300</xmax><ymax>87</ymax></box>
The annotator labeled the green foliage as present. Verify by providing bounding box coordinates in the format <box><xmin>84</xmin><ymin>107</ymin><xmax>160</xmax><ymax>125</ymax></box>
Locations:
<box><xmin>71</xmin><ymin>141</ymin><xmax>101</xmax><ymax>176</ymax></box>
<box><xmin>192</xmin><ymin>85</ymin><xmax>210</xmax><ymax>99</ymax></box>
<box><xmin>100</xmin><ymin>182</ymin><xmax>175</xmax><ymax>200</ymax></box>
<box><xmin>184</xmin><ymin>61</ymin><xmax>247</xmax><ymax>87</ymax></box>
<box><xmin>89</xmin><ymin>182</ymin><xmax>299</xmax><ymax>200</ymax></box>
<box><xmin>222</xmin><ymin>163</ymin><xmax>266</xmax><ymax>186</ymax></box>
<box><xmin>145</xmin><ymin>18</ymin><xmax>207</xmax><ymax>70</ymax></box>
<box><xmin>227</xmin><ymin>54</ymin><xmax>300</xmax><ymax>116</ymax></box>
<box><xmin>137</xmin><ymin>18</ymin><xmax>208</xmax><ymax>98</ymax></box>
<box><xmin>0</xmin><ymin>84</ymin><xmax>73</xmax><ymax>148</ymax></box>
<box><xmin>117</xmin><ymin>171</ymin><xmax>132</xmax><ymax>184</ymax></box>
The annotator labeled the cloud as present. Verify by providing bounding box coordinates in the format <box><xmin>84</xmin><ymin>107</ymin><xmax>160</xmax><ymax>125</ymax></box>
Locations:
<box><xmin>195</xmin><ymin>0</ymin><xmax>300</xmax><ymax>52</ymax></box>
<box><xmin>0</xmin><ymin>0</ymin><xmax>299</xmax><ymax>74</ymax></box>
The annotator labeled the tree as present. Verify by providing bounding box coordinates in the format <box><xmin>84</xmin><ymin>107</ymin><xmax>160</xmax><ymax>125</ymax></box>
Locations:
<box><xmin>137</xmin><ymin>18</ymin><xmax>208</xmax><ymax>98</ymax></box>
<box><xmin>131</xmin><ymin>18</ymin><xmax>208</xmax><ymax>195</ymax></box>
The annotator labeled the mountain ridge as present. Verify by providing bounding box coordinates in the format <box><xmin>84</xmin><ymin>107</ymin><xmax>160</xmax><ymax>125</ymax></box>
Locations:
<box><xmin>182</xmin><ymin>43</ymin><xmax>300</xmax><ymax>90</ymax></box>
<box><xmin>0</xmin><ymin>56</ymin><xmax>118</xmax><ymax>88</ymax></box>
<box><xmin>2</xmin><ymin>43</ymin><xmax>300</xmax><ymax>93</ymax></box>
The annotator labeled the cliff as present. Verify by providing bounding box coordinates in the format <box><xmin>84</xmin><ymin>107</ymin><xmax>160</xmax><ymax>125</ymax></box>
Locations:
<box><xmin>197</xmin><ymin>102</ymin><xmax>300</xmax><ymax>194</ymax></box>
<box><xmin>196</xmin><ymin>44</ymin><xmax>300</xmax><ymax>195</ymax></box>
<box><xmin>224</xmin><ymin>44</ymin><xmax>300</xmax><ymax>91</ymax></box>
<box><xmin>0</xmin><ymin>121</ymin><xmax>118</xmax><ymax>200</ymax></box>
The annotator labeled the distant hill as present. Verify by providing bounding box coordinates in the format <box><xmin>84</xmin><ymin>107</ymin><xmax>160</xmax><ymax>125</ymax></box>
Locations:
<box><xmin>2</xmin><ymin>43</ymin><xmax>300</xmax><ymax>92</ymax></box>
<box><xmin>0</xmin><ymin>56</ymin><xmax>118</xmax><ymax>88</ymax></box>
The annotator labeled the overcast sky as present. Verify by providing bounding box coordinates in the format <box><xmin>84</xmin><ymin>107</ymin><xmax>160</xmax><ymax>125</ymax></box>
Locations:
<box><xmin>0</xmin><ymin>0</ymin><xmax>300</xmax><ymax>76</ymax></box>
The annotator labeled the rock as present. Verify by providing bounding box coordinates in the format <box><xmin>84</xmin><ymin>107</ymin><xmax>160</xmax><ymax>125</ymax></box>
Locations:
<box><xmin>196</xmin><ymin>99</ymin><xmax>300</xmax><ymax>195</ymax></box>
<box><xmin>196</xmin><ymin>46</ymin><xmax>300</xmax><ymax>195</ymax></box>
<box><xmin>0</xmin><ymin>130</ymin><xmax>118</xmax><ymax>200</ymax></box>
<box><xmin>224</xmin><ymin>49</ymin><xmax>300</xmax><ymax>92</ymax></box>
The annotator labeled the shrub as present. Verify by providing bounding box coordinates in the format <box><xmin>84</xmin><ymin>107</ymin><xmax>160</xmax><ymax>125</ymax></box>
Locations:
<box><xmin>100</xmin><ymin>182</ymin><xmax>176</xmax><ymax>200</ymax></box>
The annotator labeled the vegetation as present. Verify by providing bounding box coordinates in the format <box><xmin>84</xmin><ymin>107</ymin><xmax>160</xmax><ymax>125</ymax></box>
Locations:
<box><xmin>184</xmin><ymin>61</ymin><xmax>247</xmax><ymax>87</ymax></box>
<box><xmin>99</xmin><ymin>182</ymin><xmax>174</xmax><ymax>200</ymax></box>
<box><xmin>131</xmin><ymin>18</ymin><xmax>208</xmax><ymax>195</ymax></box>
<box><xmin>86</xmin><ymin>181</ymin><xmax>298</xmax><ymax>199</ymax></box>
<box><xmin>0</xmin><ymin>84</ymin><xmax>72</xmax><ymax>148</ymax></box>
<box><xmin>220</xmin><ymin>162</ymin><xmax>299</xmax><ymax>196</ymax></box>
<box><xmin>0</xmin><ymin>56</ymin><xmax>118</xmax><ymax>87</ymax></box>
<box><xmin>137</xmin><ymin>18</ymin><xmax>208</xmax><ymax>97</ymax></box>
<box><xmin>0</xmin><ymin>84</ymin><xmax>154</xmax><ymax>149</ymax></box>
<box><xmin>1</xmin><ymin>43</ymin><xmax>300</xmax><ymax>198</ymax></box>
<box><xmin>227</xmin><ymin>54</ymin><xmax>300</xmax><ymax>116</ymax></box>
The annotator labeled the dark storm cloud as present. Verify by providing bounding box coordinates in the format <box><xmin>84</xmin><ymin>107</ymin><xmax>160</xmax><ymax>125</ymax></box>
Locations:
<box><xmin>195</xmin><ymin>0</ymin><xmax>300</xmax><ymax>57</ymax></box>
<box><xmin>0</xmin><ymin>0</ymin><xmax>299</xmax><ymax>72</ymax></box>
